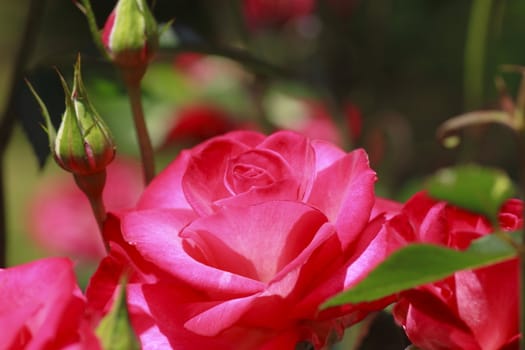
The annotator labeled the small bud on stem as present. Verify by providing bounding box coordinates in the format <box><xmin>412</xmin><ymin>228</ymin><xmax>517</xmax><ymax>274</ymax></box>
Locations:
<box><xmin>27</xmin><ymin>55</ymin><xmax>115</xmax><ymax>252</ymax></box>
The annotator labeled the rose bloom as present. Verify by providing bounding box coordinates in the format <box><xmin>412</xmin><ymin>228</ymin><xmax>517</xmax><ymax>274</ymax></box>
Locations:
<box><xmin>88</xmin><ymin>130</ymin><xmax>401</xmax><ymax>349</ymax></box>
<box><xmin>389</xmin><ymin>192</ymin><xmax>521</xmax><ymax>350</ymax></box>
<box><xmin>27</xmin><ymin>158</ymin><xmax>143</xmax><ymax>262</ymax></box>
<box><xmin>0</xmin><ymin>258</ymin><xmax>100</xmax><ymax>349</ymax></box>
<box><xmin>162</xmin><ymin>104</ymin><xmax>238</xmax><ymax>147</ymax></box>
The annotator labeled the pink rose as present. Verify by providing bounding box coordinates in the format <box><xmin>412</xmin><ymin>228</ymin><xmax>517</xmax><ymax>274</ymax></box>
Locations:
<box><xmin>27</xmin><ymin>158</ymin><xmax>143</xmax><ymax>262</ymax></box>
<box><xmin>0</xmin><ymin>258</ymin><xmax>100</xmax><ymax>349</ymax></box>
<box><xmin>390</xmin><ymin>192</ymin><xmax>521</xmax><ymax>350</ymax></box>
<box><xmin>89</xmin><ymin>130</ymin><xmax>399</xmax><ymax>348</ymax></box>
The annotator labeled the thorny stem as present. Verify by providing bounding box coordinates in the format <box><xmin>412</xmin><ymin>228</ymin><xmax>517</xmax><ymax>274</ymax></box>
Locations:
<box><xmin>124</xmin><ymin>79</ymin><xmax>155</xmax><ymax>185</ymax></box>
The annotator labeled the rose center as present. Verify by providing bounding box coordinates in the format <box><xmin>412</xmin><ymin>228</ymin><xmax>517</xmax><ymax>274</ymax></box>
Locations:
<box><xmin>224</xmin><ymin>149</ymin><xmax>291</xmax><ymax>195</ymax></box>
<box><xmin>230</xmin><ymin>164</ymin><xmax>274</xmax><ymax>192</ymax></box>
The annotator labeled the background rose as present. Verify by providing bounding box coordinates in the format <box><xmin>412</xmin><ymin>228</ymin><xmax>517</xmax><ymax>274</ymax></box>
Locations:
<box><xmin>242</xmin><ymin>0</ymin><xmax>315</xmax><ymax>30</ymax></box>
<box><xmin>90</xmin><ymin>130</ymin><xmax>400</xmax><ymax>349</ymax></box>
<box><xmin>390</xmin><ymin>192</ymin><xmax>521</xmax><ymax>350</ymax></box>
<box><xmin>27</xmin><ymin>158</ymin><xmax>143</xmax><ymax>262</ymax></box>
<box><xmin>0</xmin><ymin>257</ymin><xmax>100</xmax><ymax>349</ymax></box>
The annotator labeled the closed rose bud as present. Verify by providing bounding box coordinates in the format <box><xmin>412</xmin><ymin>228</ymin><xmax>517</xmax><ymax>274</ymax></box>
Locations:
<box><xmin>102</xmin><ymin>0</ymin><xmax>158</xmax><ymax>80</ymax></box>
<box><xmin>53</xmin><ymin>56</ymin><xmax>115</xmax><ymax>176</ymax></box>
<box><xmin>27</xmin><ymin>55</ymin><xmax>114</xmax><ymax>238</ymax></box>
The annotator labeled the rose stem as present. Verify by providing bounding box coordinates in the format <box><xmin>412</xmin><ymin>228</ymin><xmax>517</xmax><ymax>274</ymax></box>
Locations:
<box><xmin>87</xmin><ymin>195</ymin><xmax>109</xmax><ymax>253</ymax></box>
<box><xmin>124</xmin><ymin>78</ymin><xmax>155</xmax><ymax>185</ymax></box>
<box><xmin>74</xmin><ymin>173</ymin><xmax>110</xmax><ymax>253</ymax></box>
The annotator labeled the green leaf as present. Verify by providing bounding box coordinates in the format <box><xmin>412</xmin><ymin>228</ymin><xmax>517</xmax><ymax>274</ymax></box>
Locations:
<box><xmin>426</xmin><ymin>164</ymin><xmax>515</xmax><ymax>222</ymax></box>
<box><xmin>321</xmin><ymin>232</ymin><xmax>519</xmax><ymax>308</ymax></box>
<box><xmin>95</xmin><ymin>277</ymin><xmax>139</xmax><ymax>350</ymax></box>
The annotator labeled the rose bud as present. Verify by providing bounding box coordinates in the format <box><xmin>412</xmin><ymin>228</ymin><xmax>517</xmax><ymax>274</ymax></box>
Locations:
<box><xmin>27</xmin><ymin>55</ymin><xmax>115</xmax><ymax>241</ymax></box>
<box><xmin>53</xmin><ymin>56</ymin><xmax>115</xmax><ymax>178</ymax></box>
<box><xmin>102</xmin><ymin>0</ymin><xmax>159</xmax><ymax>82</ymax></box>
<box><xmin>29</xmin><ymin>55</ymin><xmax>114</xmax><ymax>194</ymax></box>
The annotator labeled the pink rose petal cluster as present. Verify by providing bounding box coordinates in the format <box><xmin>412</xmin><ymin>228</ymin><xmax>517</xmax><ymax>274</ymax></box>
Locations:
<box><xmin>89</xmin><ymin>130</ymin><xmax>400</xmax><ymax>348</ymax></box>
<box><xmin>389</xmin><ymin>192</ymin><xmax>522</xmax><ymax>350</ymax></box>
<box><xmin>0</xmin><ymin>258</ymin><xmax>100</xmax><ymax>349</ymax></box>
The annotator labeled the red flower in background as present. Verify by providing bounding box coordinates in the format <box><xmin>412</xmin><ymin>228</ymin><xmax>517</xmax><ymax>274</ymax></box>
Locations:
<box><xmin>242</xmin><ymin>0</ymin><xmax>315</xmax><ymax>30</ymax></box>
<box><xmin>27</xmin><ymin>158</ymin><xmax>143</xmax><ymax>262</ymax></box>
<box><xmin>162</xmin><ymin>104</ymin><xmax>238</xmax><ymax>146</ymax></box>
<box><xmin>390</xmin><ymin>193</ymin><xmax>521</xmax><ymax>350</ymax></box>
<box><xmin>0</xmin><ymin>258</ymin><xmax>100</xmax><ymax>349</ymax></box>
<box><xmin>89</xmin><ymin>130</ymin><xmax>400</xmax><ymax>349</ymax></box>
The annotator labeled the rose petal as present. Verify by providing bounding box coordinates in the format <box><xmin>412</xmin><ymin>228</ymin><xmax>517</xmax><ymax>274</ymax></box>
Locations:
<box><xmin>183</xmin><ymin>138</ymin><xmax>251</xmax><ymax>215</ymax></box>
<box><xmin>394</xmin><ymin>294</ymin><xmax>477</xmax><ymax>350</ymax></box>
<box><xmin>455</xmin><ymin>260</ymin><xmax>519</xmax><ymax>350</ymax></box>
<box><xmin>128</xmin><ymin>283</ymin><xmax>236</xmax><ymax>349</ymax></box>
<box><xmin>310</xmin><ymin>139</ymin><xmax>346</xmax><ymax>173</ymax></box>
<box><xmin>290</xmin><ymin>215</ymin><xmax>387</xmax><ymax>319</ymax></box>
<box><xmin>181</xmin><ymin>201</ymin><xmax>327</xmax><ymax>283</ymax></box>
<box><xmin>371</xmin><ymin>197</ymin><xmax>402</xmax><ymax>220</ymax></box>
<box><xmin>0</xmin><ymin>258</ymin><xmax>91</xmax><ymax>349</ymax></box>
<box><xmin>184</xmin><ymin>294</ymin><xmax>259</xmax><ymax>336</ymax></box>
<box><xmin>123</xmin><ymin>209</ymin><xmax>264</xmax><ymax>295</ymax></box>
<box><xmin>306</xmin><ymin>148</ymin><xmax>376</xmax><ymax>248</ymax></box>
<box><xmin>224</xmin><ymin>149</ymin><xmax>294</xmax><ymax>195</ymax></box>
<box><xmin>138</xmin><ymin>151</ymin><xmax>193</xmax><ymax>210</ymax></box>
<box><xmin>258</xmin><ymin>131</ymin><xmax>316</xmax><ymax>198</ymax></box>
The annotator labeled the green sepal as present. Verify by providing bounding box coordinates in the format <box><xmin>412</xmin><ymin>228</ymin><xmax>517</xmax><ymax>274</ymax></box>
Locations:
<box><xmin>95</xmin><ymin>276</ymin><xmax>139</xmax><ymax>350</ymax></box>
<box><xmin>25</xmin><ymin>78</ymin><xmax>57</xmax><ymax>151</ymax></box>
<box><xmin>75</xmin><ymin>0</ymin><xmax>110</xmax><ymax>60</ymax></box>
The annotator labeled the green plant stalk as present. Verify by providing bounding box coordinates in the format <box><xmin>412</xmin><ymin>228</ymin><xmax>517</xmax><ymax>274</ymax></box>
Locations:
<box><xmin>87</xmin><ymin>194</ymin><xmax>109</xmax><ymax>252</ymax></box>
<box><xmin>73</xmin><ymin>173</ymin><xmax>109</xmax><ymax>252</ymax></box>
<box><xmin>125</xmin><ymin>81</ymin><xmax>155</xmax><ymax>185</ymax></box>
<box><xmin>464</xmin><ymin>0</ymin><xmax>493</xmax><ymax>111</ymax></box>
